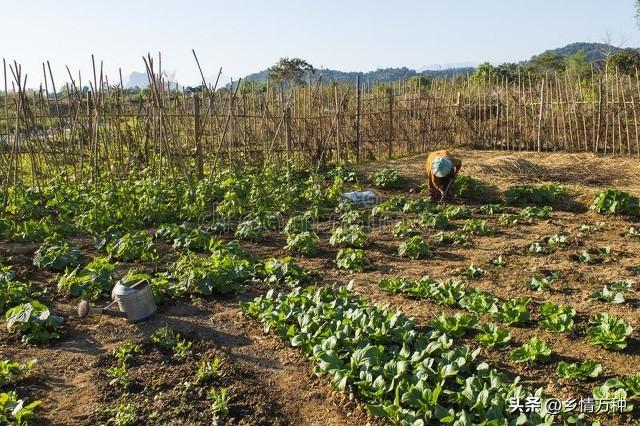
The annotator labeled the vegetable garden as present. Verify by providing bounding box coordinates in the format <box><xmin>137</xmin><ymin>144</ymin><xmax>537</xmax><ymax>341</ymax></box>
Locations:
<box><xmin>1</xmin><ymin>149</ymin><xmax>640</xmax><ymax>425</ymax></box>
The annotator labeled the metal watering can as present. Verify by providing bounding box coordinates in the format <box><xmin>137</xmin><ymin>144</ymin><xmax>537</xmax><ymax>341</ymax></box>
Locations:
<box><xmin>77</xmin><ymin>280</ymin><xmax>157</xmax><ymax>322</ymax></box>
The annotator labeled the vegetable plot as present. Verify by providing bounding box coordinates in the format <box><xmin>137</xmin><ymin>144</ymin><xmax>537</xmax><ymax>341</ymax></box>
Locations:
<box><xmin>243</xmin><ymin>285</ymin><xmax>556</xmax><ymax>425</ymax></box>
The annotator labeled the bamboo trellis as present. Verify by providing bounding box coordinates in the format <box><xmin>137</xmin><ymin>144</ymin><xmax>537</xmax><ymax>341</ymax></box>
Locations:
<box><xmin>2</xmin><ymin>56</ymin><xmax>640</xmax><ymax>186</ymax></box>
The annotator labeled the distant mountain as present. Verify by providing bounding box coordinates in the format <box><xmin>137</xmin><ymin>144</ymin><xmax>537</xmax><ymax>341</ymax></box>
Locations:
<box><xmin>530</xmin><ymin>42</ymin><xmax>627</xmax><ymax>64</ymax></box>
<box><xmin>121</xmin><ymin>42</ymin><xmax>636</xmax><ymax>89</ymax></box>
<box><xmin>418</xmin><ymin>62</ymin><xmax>478</xmax><ymax>72</ymax></box>
<box><xmin>125</xmin><ymin>72</ymin><xmax>149</xmax><ymax>89</ymax></box>
<box><xmin>242</xmin><ymin>66</ymin><xmax>474</xmax><ymax>86</ymax></box>
<box><xmin>124</xmin><ymin>71</ymin><xmax>182</xmax><ymax>89</ymax></box>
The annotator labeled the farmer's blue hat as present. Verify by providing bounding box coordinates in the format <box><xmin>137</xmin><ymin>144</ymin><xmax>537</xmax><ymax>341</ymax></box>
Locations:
<box><xmin>432</xmin><ymin>157</ymin><xmax>453</xmax><ymax>178</ymax></box>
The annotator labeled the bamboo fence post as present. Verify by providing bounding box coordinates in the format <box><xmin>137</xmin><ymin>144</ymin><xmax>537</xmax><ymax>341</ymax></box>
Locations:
<box><xmin>355</xmin><ymin>75</ymin><xmax>361</xmax><ymax>162</ymax></box>
<box><xmin>194</xmin><ymin>93</ymin><xmax>203</xmax><ymax>179</ymax></box>
<box><xmin>537</xmin><ymin>77</ymin><xmax>545</xmax><ymax>152</ymax></box>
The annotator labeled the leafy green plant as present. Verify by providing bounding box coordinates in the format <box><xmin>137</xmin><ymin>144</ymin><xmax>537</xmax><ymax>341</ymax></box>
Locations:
<box><xmin>556</xmin><ymin>361</ymin><xmax>602</xmax><ymax>381</ymax></box>
<box><xmin>207</xmin><ymin>387</ymin><xmax>230</xmax><ymax>422</ymax></box>
<box><xmin>106</xmin><ymin>231</ymin><xmax>157</xmax><ymax>261</ymax></box>
<box><xmin>431</xmin><ymin>279</ymin><xmax>466</xmax><ymax>307</ymax></box>
<box><xmin>196</xmin><ymin>356</ymin><xmax>222</xmax><ymax>384</ymax></box>
<box><xmin>591</xmin><ymin>383</ymin><xmax>633</xmax><ymax>412</ymax></box>
<box><xmin>497</xmin><ymin>213</ymin><xmax>519</xmax><ymax>226</ymax></box>
<box><xmin>591</xmin><ymin>188</ymin><xmax>639</xmax><ymax>216</ymax></box>
<box><xmin>284</xmin><ymin>215</ymin><xmax>312</xmax><ymax>234</ymax></box>
<box><xmin>586</xmin><ymin>313</ymin><xmax>633</xmax><ymax>351</ymax></box>
<box><xmin>168</xmin><ymin>248</ymin><xmax>252</xmax><ymax>295</ymax></box>
<box><xmin>579</xmin><ymin>222</ymin><xmax>606</xmax><ymax>233</ymax></box>
<box><xmin>441</xmin><ymin>205</ymin><xmax>472</xmax><ymax>219</ymax></box>
<box><xmin>112</xmin><ymin>340</ymin><xmax>141</xmax><ymax>367</ymax></box>
<box><xmin>459</xmin><ymin>291</ymin><xmax>499</xmax><ymax>314</ymax></box>
<box><xmin>285</xmin><ymin>231</ymin><xmax>319</xmax><ymax>256</ymax></box>
<box><xmin>234</xmin><ymin>219</ymin><xmax>265</xmax><ymax>242</ymax></box>
<box><xmin>506</xmin><ymin>183</ymin><xmax>565</xmax><ymax>206</ymax></box>
<box><xmin>452</xmin><ymin>175</ymin><xmax>485</xmax><ymax>200</ymax></box>
<box><xmin>258</xmin><ymin>257</ymin><xmax>315</xmax><ymax>287</ymax></box>
<box><xmin>605</xmin><ymin>372</ymin><xmax>640</xmax><ymax>398</ymax></box>
<box><xmin>105</xmin><ymin>403</ymin><xmax>137</xmax><ymax>426</ymax></box>
<box><xmin>529</xmin><ymin>272</ymin><xmax>559</xmax><ymax>291</ymax></box>
<box><xmin>402</xmin><ymin>199</ymin><xmax>432</xmax><ymax>214</ymax></box>
<box><xmin>156</xmin><ymin>223</ymin><xmax>213</xmax><ymax>251</ymax></box>
<box><xmin>378</xmin><ymin>277</ymin><xmax>415</xmax><ymax>295</ymax></box>
<box><xmin>491</xmin><ymin>255</ymin><xmax>506</xmax><ymax>267</ymax></box>
<box><xmin>370</xmin><ymin>168</ymin><xmax>405</xmax><ymax>189</ymax></box>
<box><xmin>491</xmin><ymin>297</ymin><xmax>531</xmax><ymax>325</ymax></box>
<box><xmin>0</xmin><ymin>359</ymin><xmax>35</xmax><ymax>386</ymax></box>
<box><xmin>475</xmin><ymin>323</ymin><xmax>511</xmax><ymax>348</ymax></box>
<box><xmin>336</xmin><ymin>248</ymin><xmax>370</xmax><ymax>272</ymax></box>
<box><xmin>538</xmin><ymin>303</ymin><xmax>575</xmax><ymax>332</ymax></box>
<box><xmin>397</xmin><ymin>236</ymin><xmax>431</xmax><ymax>259</ymax></box>
<box><xmin>371</xmin><ymin>196</ymin><xmax>406</xmax><ymax>218</ymax></box>
<box><xmin>626</xmin><ymin>227</ymin><xmax>640</xmax><ymax>238</ymax></box>
<box><xmin>429</xmin><ymin>313</ymin><xmax>478</xmax><ymax>338</ymax></box>
<box><xmin>527</xmin><ymin>242</ymin><xmax>546</xmax><ymax>254</ymax></box>
<box><xmin>57</xmin><ymin>257</ymin><xmax>114</xmax><ymax>300</ymax></box>
<box><xmin>576</xmin><ymin>250</ymin><xmax>593</xmax><ymax>264</ymax></box>
<box><xmin>339</xmin><ymin>209</ymin><xmax>366</xmax><ymax>225</ymax></box>
<box><xmin>590</xmin><ymin>285</ymin><xmax>625</xmax><ymax>304</ymax></box>
<box><xmin>392</xmin><ymin>221</ymin><xmax>418</xmax><ymax>238</ymax></box>
<box><xmin>417</xmin><ymin>212</ymin><xmax>450</xmax><ymax>229</ymax></box>
<box><xmin>461</xmin><ymin>264</ymin><xmax>484</xmax><ymax>279</ymax></box>
<box><xmin>546</xmin><ymin>234</ymin><xmax>568</xmax><ymax>247</ymax></box>
<box><xmin>519</xmin><ymin>206</ymin><xmax>552</xmax><ymax>220</ymax></box>
<box><xmin>434</xmin><ymin>231</ymin><xmax>471</xmax><ymax>246</ymax></box>
<box><xmin>479</xmin><ymin>204</ymin><xmax>505</xmax><ymax>215</ymax></box>
<box><xmin>330</xmin><ymin>225</ymin><xmax>368</xmax><ymax>248</ymax></box>
<box><xmin>150</xmin><ymin>326</ymin><xmax>192</xmax><ymax>360</ymax></box>
<box><xmin>33</xmin><ymin>236</ymin><xmax>80</xmax><ymax>271</ymax></box>
<box><xmin>0</xmin><ymin>391</ymin><xmax>41</xmax><ymax>425</ymax></box>
<box><xmin>511</xmin><ymin>337</ymin><xmax>552</xmax><ymax>363</ymax></box>
<box><xmin>5</xmin><ymin>301</ymin><xmax>63</xmax><ymax>344</ymax></box>
<box><xmin>0</xmin><ymin>268</ymin><xmax>32</xmax><ymax>314</ymax></box>
<box><xmin>106</xmin><ymin>364</ymin><xmax>130</xmax><ymax>389</ymax></box>
<box><xmin>462</xmin><ymin>219</ymin><xmax>491</xmax><ymax>236</ymax></box>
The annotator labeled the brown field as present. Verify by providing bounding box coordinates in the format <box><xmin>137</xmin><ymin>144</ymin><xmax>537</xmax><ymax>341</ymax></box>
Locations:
<box><xmin>2</xmin><ymin>149</ymin><xmax>640</xmax><ymax>425</ymax></box>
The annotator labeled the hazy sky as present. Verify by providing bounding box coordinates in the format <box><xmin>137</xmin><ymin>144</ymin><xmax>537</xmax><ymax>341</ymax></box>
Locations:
<box><xmin>2</xmin><ymin>0</ymin><xmax>639</xmax><ymax>87</ymax></box>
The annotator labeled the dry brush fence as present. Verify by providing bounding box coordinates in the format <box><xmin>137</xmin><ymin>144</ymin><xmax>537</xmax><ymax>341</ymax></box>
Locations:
<box><xmin>2</xmin><ymin>55</ymin><xmax>640</xmax><ymax>186</ymax></box>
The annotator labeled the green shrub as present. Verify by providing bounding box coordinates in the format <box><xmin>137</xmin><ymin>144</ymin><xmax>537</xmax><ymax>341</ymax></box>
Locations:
<box><xmin>234</xmin><ymin>219</ymin><xmax>265</xmax><ymax>241</ymax></box>
<box><xmin>106</xmin><ymin>231</ymin><xmax>157</xmax><ymax>261</ymax></box>
<box><xmin>285</xmin><ymin>232</ymin><xmax>319</xmax><ymax>256</ymax></box>
<box><xmin>452</xmin><ymin>175</ymin><xmax>485</xmax><ymax>200</ymax></box>
<box><xmin>33</xmin><ymin>236</ymin><xmax>80</xmax><ymax>271</ymax></box>
<box><xmin>336</xmin><ymin>248</ymin><xmax>370</xmax><ymax>271</ymax></box>
<box><xmin>397</xmin><ymin>236</ymin><xmax>431</xmax><ymax>259</ymax></box>
<box><xmin>591</xmin><ymin>188</ymin><xmax>639</xmax><ymax>216</ymax></box>
<box><xmin>329</xmin><ymin>225</ymin><xmax>368</xmax><ymax>248</ymax></box>
<box><xmin>370</xmin><ymin>168</ymin><xmax>405</xmax><ymax>189</ymax></box>
<box><xmin>58</xmin><ymin>257</ymin><xmax>114</xmax><ymax>300</ymax></box>
<box><xmin>462</xmin><ymin>219</ymin><xmax>491</xmax><ymax>236</ymax></box>
<box><xmin>505</xmin><ymin>183</ymin><xmax>565</xmax><ymax>206</ymax></box>
<box><xmin>5</xmin><ymin>301</ymin><xmax>63</xmax><ymax>344</ymax></box>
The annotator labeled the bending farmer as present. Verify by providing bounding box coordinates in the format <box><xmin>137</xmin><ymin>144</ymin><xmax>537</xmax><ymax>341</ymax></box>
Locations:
<box><xmin>426</xmin><ymin>150</ymin><xmax>462</xmax><ymax>202</ymax></box>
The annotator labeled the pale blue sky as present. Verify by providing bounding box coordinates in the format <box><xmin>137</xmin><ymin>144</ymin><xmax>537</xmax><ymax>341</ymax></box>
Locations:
<box><xmin>2</xmin><ymin>0</ymin><xmax>639</xmax><ymax>87</ymax></box>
